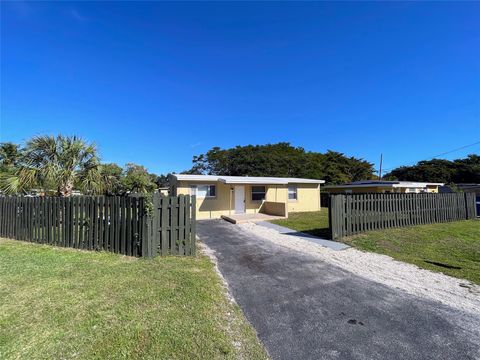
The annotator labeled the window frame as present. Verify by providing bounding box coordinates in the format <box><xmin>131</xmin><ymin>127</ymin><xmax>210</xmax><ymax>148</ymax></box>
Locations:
<box><xmin>190</xmin><ymin>184</ymin><xmax>216</xmax><ymax>198</ymax></box>
<box><xmin>288</xmin><ymin>185</ymin><xmax>298</xmax><ymax>201</ymax></box>
<box><xmin>251</xmin><ymin>185</ymin><xmax>266</xmax><ymax>202</ymax></box>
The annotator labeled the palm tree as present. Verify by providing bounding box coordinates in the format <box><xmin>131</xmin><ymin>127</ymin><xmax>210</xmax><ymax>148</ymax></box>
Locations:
<box><xmin>1</xmin><ymin>135</ymin><xmax>103</xmax><ymax>196</ymax></box>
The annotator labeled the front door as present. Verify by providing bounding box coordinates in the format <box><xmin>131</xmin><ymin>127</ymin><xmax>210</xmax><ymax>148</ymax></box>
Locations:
<box><xmin>235</xmin><ymin>186</ymin><xmax>245</xmax><ymax>214</ymax></box>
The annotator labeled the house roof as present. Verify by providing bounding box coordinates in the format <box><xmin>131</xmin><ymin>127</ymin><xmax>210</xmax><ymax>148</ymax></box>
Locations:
<box><xmin>171</xmin><ymin>174</ymin><xmax>325</xmax><ymax>185</ymax></box>
<box><xmin>452</xmin><ymin>184</ymin><xmax>480</xmax><ymax>193</ymax></box>
<box><xmin>324</xmin><ymin>180</ymin><xmax>444</xmax><ymax>189</ymax></box>
<box><xmin>455</xmin><ymin>183</ymin><xmax>480</xmax><ymax>189</ymax></box>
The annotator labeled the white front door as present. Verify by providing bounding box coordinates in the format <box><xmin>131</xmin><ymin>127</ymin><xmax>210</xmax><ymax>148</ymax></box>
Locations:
<box><xmin>234</xmin><ymin>186</ymin><xmax>245</xmax><ymax>214</ymax></box>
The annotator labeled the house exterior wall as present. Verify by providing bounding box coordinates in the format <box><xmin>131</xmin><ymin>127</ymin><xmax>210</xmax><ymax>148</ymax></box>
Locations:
<box><xmin>426</xmin><ymin>185</ymin><xmax>439</xmax><ymax>193</ymax></box>
<box><xmin>176</xmin><ymin>180</ymin><xmax>232</xmax><ymax>220</ymax></box>
<box><xmin>287</xmin><ymin>184</ymin><xmax>321</xmax><ymax>212</ymax></box>
<box><xmin>175</xmin><ymin>180</ymin><xmax>321</xmax><ymax>219</ymax></box>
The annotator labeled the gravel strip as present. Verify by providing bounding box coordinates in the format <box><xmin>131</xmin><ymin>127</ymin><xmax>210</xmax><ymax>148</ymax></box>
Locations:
<box><xmin>239</xmin><ymin>222</ymin><xmax>480</xmax><ymax>315</ymax></box>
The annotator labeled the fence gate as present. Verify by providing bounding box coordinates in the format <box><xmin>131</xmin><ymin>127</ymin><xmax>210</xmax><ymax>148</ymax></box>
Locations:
<box><xmin>143</xmin><ymin>194</ymin><xmax>196</xmax><ymax>257</ymax></box>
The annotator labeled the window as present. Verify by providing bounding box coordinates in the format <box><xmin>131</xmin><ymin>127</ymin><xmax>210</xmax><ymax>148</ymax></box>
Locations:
<box><xmin>407</xmin><ymin>188</ymin><xmax>418</xmax><ymax>193</ymax></box>
<box><xmin>288</xmin><ymin>186</ymin><xmax>298</xmax><ymax>200</ymax></box>
<box><xmin>190</xmin><ymin>185</ymin><xmax>216</xmax><ymax>198</ymax></box>
<box><xmin>251</xmin><ymin>186</ymin><xmax>266</xmax><ymax>201</ymax></box>
<box><xmin>344</xmin><ymin>189</ymin><xmax>353</xmax><ymax>194</ymax></box>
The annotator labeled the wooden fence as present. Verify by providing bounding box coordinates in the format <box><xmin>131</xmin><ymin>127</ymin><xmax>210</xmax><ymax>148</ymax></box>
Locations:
<box><xmin>143</xmin><ymin>194</ymin><xmax>196</xmax><ymax>257</ymax></box>
<box><xmin>329</xmin><ymin>193</ymin><xmax>477</xmax><ymax>240</ymax></box>
<box><xmin>0</xmin><ymin>194</ymin><xmax>196</xmax><ymax>257</ymax></box>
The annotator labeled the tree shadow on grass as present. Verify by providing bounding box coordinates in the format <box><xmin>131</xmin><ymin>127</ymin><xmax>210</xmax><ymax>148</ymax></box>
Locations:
<box><xmin>284</xmin><ymin>227</ymin><xmax>332</xmax><ymax>240</ymax></box>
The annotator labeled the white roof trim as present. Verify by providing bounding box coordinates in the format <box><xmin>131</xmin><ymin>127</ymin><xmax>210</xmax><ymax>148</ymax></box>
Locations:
<box><xmin>325</xmin><ymin>182</ymin><xmax>444</xmax><ymax>189</ymax></box>
<box><xmin>392</xmin><ymin>182</ymin><xmax>444</xmax><ymax>187</ymax></box>
<box><xmin>172</xmin><ymin>174</ymin><xmax>325</xmax><ymax>184</ymax></box>
<box><xmin>325</xmin><ymin>184</ymin><xmax>396</xmax><ymax>189</ymax></box>
<box><xmin>348</xmin><ymin>180</ymin><xmax>444</xmax><ymax>186</ymax></box>
<box><xmin>173</xmin><ymin>175</ymin><xmax>220</xmax><ymax>182</ymax></box>
<box><xmin>283</xmin><ymin>178</ymin><xmax>326</xmax><ymax>184</ymax></box>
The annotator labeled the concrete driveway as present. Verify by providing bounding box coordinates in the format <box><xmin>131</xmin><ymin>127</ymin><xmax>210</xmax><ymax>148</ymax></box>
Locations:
<box><xmin>198</xmin><ymin>220</ymin><xmax>480</xmax><ymax>360</ymax></box>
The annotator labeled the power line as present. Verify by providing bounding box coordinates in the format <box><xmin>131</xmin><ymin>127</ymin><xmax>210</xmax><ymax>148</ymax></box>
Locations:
<box><xmin>430</xmin><ymin>140</ymin><xmax>480</xmax><ymax>159</ymax></box>
<box><xmin>382</xmin><ymin>140</ymin><xmax>480</xmax><ymax>173</ymax></box>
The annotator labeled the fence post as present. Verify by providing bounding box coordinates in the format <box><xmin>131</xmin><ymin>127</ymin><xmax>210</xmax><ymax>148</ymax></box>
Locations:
<box><xmin>191</xmin><ymin>195</ymin><xmax>196</xmax><ymax>256</ymax></box>
<box><xmin>465</xmin><ymin>193</ymin><xmax>471</xmax><ymax>220</ymax></box>
<box><xmin>328</xmin><ymin>196</ymin><xmax>333</xmax><ymax>238</ymax></box>
<box><xmin>140</xmin><ymin>197</ymin><xmax>150</xmax><ymax>257</ymax></box>
<box><xmin>466</xmin><ymin>192</ymin><xmax>478</xmax><ymax>219</ymax></box>
<box><xmin>475</xmin><ymin>193</ymin><xmax>479</xmax><ymax>218</ymax></box>
<box><xmin>329</xmin><ymin>195</ymin><xmax>344</xmax><ymax>240</ymax></box>
<box><xmin>152</xmin><ymin>194</ymin><xmax>160</xmax><ymax>257</ymax></box>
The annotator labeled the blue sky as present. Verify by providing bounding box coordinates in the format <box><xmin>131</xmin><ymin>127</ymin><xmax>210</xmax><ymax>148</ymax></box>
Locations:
<box><xmin>1</xmin><ymin>1</ymin><xmax>479</xmax><ymax>175</ymax></box>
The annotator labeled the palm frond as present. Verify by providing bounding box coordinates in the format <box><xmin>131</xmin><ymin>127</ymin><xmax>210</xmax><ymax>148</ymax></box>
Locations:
<box><xmin>0</xmin><ymin>167</ymin><xmax>38</xmax><ymax>194</ymax></box>
<box><xmin>5</xmin><ymin>135</ymin><xmax>102</xmax><ymax>196</ymax></box>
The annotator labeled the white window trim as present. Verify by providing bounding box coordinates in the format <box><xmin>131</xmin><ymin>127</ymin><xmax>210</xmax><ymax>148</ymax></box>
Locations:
<box><xmin>251</xmin><ymin>185</ymin><xmax>266</xmax><ymax>202</ymax></box>
<box><xmin>190</xmin><ymin>184</ymin><xmax>216</xmax><ymax>198</ymax></box>
<box><xmin>288</xmin><ymin>185</ymin><xmax>298</xmax><ymax>202</ymax></box>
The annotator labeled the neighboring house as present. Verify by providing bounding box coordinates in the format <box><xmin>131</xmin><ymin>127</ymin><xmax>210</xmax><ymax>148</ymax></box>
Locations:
<box><xmin>157</xmin><ymin>187</ymin><xmax>170</xmax><ymax>196</ymax></box>
<box><xmin>445</xmin><ymin>184</ymin><xmax>480</xmax><ymax>214</ymax></box>
<box><xmin>324</xmin><ymin>180</ymin><xmax>444</xmax><ymax>194</ymax></box>
<box><xmin>454</xmin><ymin>183</ymin><xmax>480</xmax><ymax>195</ymax></box>
<box><xmin>169</xmin><ymin>174</ymin><xmax>325</xmax><ymax>220</ymax></box>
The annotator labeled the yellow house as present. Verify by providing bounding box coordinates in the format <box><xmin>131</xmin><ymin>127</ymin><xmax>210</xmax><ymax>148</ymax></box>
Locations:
<box><xmin>169</xmin><ymin>174</ymin><xmax>325</xmax><ymax>220</ymax></box>
<box><xmin>324</xmin><ymin>180</ymin><xmax>444</xmax><ymax>194</ymax></box>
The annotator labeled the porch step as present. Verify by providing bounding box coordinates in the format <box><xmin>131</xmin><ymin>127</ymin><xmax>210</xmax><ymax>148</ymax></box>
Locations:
<box><xmin>221</xmin><ymin>215</ymin><xmax>238</xmax><ymax>224</ymax></box>
<box><xmin>221</xmin><ymin>213</ymin><xmax>286</xmax><ymax>224</ymax></box>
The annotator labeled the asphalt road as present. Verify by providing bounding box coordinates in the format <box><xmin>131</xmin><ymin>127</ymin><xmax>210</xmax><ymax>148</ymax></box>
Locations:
<box><xmin>198</xmin><ymin>220</ymin><xmax>480</xmax><ymax>360</ymax></box>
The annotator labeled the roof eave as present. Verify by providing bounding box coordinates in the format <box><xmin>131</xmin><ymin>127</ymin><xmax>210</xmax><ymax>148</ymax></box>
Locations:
<box><xmin>220</xmin><ymin>178</ymin><xmax>288</xmax><ymax>185</ymax></box>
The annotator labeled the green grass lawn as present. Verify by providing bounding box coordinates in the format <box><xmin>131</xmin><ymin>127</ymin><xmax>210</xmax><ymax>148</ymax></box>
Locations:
<box><xmin>0</xmin><ymin>239</ymin><xmax>267</xmax><ymax>360</ymax></box>
<box><xmin>271</xmin><ymin>208</ymin><xmax>330</xmax><ymax>238</ymax></box>
<box><xmin>272</xmin><ymin>210</ymin><xmax>480</xmax><ymax>284</ymax></box>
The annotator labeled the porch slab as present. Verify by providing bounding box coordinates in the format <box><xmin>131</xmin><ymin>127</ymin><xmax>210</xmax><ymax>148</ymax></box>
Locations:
<box><xmin>221</xmin><ymin>213</ymin><xmax>286</xmax><ymax>224</ymax></box>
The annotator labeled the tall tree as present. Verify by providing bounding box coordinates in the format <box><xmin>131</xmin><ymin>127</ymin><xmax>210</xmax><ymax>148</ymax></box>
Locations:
<box><xmin>0</xmin><ymin>142</ymin><xmax>22</xmax><ymax>168</ymax></box>
<box><xmin>185</xmin><ymin>143</ymin><xmax>374</xmax><ymax>184</ymax></box>
<box><xmin>154</xmin><ymin>174</ymin><xmax>170</xmax><ymax>187</ymax></box>
<box><xmin>0</xmin><ymin>142</ymin><xmax>23</xmax><ymax>183</ymax></box>
<box><xmin>99</xmin><ymin>163</ymin><xmax>124</xmax><ymax>195</ymax></box>
<box><xmin>122</xmin><ymin>163</ymin><xmax>157</xmax><ymax>193</ymax></box>
<box><xmin>453</xmin><ymin>154</ymin><xmax>480</xmax><ymax>183</ymax></box>
<box><xmin>1</xmin><ymin>135</ymin><xmax>102</xmax><ymax>196</ymax></box>
<box><xmin>385</xmin><ymin>154</ymin><xmax>480</xmax><ymax>184</ymax></box>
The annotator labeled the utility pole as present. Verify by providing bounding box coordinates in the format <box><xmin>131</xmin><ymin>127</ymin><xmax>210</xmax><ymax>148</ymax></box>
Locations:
<box><xmin>379</xmin><ymin>154</ymin><xmax>383</xmax><ymax>180</ymax></box>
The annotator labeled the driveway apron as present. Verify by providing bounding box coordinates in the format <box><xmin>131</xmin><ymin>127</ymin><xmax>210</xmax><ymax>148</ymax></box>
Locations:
<box><xmin>198</xmin><ymin>220</ymin><xmax>480</xmax><ymax>360</ymax></box>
